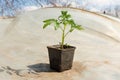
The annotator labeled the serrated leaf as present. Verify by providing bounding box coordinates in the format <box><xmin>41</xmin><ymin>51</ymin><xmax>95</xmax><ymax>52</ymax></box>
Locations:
<box><xmin>68</xmin><ymin>19</ymin><xmax>75</xmax><ymax>25</ymax></box>
<box><xmin>66</xmin><ymin>14</ymin><xmax>71</xmax><ymax>19</ymax></box>
<box><xmin>69</xmin><ymin>28</ymin><xmax>74</xmax><ymax>32</ymax></box>
<box><xmin>43</xmin><ymin>22</ymin><xmax>51</xmax><ymax>29</ymax></box>
<box><xmin>43</xmin><ymin>19</ymin><xmax>57</xmax><ymax>29</ymax></box>
<box><xmin>43</xmin><ymin>19</ymin><xmax>56</xmax><ymax>23</ymax></box>
<box><xmin>61</xmin><ymin>11</ymin><xmax>67</xmax><ymax>15</ymax></box>
<box><xmin>74</xmin><ymin>25</ymin><xmax>84</xmax><ymax>30</ymax></box>
<box><xmin>54</xmin><ymin>21</ymin><xmax>60</xmax><ymax>30</ymax></box>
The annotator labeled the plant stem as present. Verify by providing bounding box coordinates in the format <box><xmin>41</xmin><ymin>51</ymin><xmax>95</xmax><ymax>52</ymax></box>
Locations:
<box><xmin>65</xmin><ymin>31</ymin><xmax>70</xmax><ymax>37</ymax></box>
<box><xmin>61</xmin><ymin>24</ymin><xmax>66</xmax><ymax>49</ymax></box>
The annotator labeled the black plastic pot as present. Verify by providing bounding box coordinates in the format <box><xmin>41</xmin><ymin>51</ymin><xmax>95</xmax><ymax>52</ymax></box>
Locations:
<box><xmin>47</xmin><ymin>45</ymin><xmax>76</xmax><ymax>72</ymax></box>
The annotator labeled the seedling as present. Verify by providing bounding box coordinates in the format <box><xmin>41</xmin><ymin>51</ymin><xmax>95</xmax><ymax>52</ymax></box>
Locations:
<box><xmin>43</xmin><ymin>11</ymin><xmax>84</xmax><ymax>49</ymax></box>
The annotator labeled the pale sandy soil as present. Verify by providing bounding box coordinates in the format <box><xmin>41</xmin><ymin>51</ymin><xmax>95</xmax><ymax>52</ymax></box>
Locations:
<box><xmin>0</xmin><ymin>8</ymin><xmax>120</xmax><ymax>80</ymax></box>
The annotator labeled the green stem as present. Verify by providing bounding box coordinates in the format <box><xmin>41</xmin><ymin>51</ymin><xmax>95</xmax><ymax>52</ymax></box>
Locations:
<box><xmin>61</xmin><ymin>24</ymin><xmax>66</xmax><ymax>49</ymax></box>
<box><xmin>65</xmin><ymin>31</ymin><xmax>70</xmax><ymax>37</ymax></box>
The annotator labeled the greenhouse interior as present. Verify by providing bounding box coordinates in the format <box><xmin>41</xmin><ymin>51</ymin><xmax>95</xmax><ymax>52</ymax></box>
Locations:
<box><xmin>0</xmin><ymin>0</ymin><xmax>120</xmax><ymax>80</ymax></box>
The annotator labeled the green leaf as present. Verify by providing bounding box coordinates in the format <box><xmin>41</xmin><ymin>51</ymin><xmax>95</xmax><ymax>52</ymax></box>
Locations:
<box><xmin>43</xmin><ymin>19</ymin><xmax>56</xmax><ymax>29</ymax></box>
<box><xmin>68</xmin><ymin>19</ymin><xmax>75</xmax><ymax>25</ymax></box>
<box><xmin>61</xmin><ymin>11</ymin><xmax>67</xmax><ymax>15</ymax></box>
<box><xmin>54</xmin><ymin>21</ymin><xmax>60</xmax><ymax>30</ymax></box>
<box><xmin>74</xmin><ymin>25</ymin><xmax>84</xmax><ymax>30</ymax></box>
<box><xmin>69</xmin><ymin>28</ymin><xmax>74</xmax><ymax>32</ymax></box>
<box><xmin>43</xmin><ymin>23</ymin><xmax>50</xmax><ymax>29</ymax></box>
<box><xmin>66</xmin><ymin>14</ymin><xmax>71</xmax><ymax>19</ymax></box>
<box><xmin>43</xmin><ymin>19</ymin><xmax>56</xmax><ymax>23</ymax></box>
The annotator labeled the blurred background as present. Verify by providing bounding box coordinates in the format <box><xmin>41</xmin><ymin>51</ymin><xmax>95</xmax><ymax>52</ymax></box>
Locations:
<box><xmin>0</xmin><ymin>0</ymin><xmax>120</xmax><ymax>18</ymax></box>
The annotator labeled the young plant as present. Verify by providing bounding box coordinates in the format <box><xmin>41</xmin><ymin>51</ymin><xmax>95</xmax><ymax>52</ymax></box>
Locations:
<box><xmin>43</xmin><ymin>11</ymin><xmax>84</xmax><ymax>49</ymax></box>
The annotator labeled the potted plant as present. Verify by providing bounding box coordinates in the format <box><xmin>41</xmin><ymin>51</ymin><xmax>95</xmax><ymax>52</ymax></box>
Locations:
<box><xmin>43</xmin><ymin>10</ymin><xmax>84</xmax><ymax>72</ymax></box>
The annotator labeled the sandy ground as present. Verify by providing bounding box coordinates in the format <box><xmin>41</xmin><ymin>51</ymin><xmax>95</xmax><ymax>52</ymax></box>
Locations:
<box><xmin>0</xmin><ymin>8</ymin><xmax>120</xmax><ymax>80</ymax></box>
